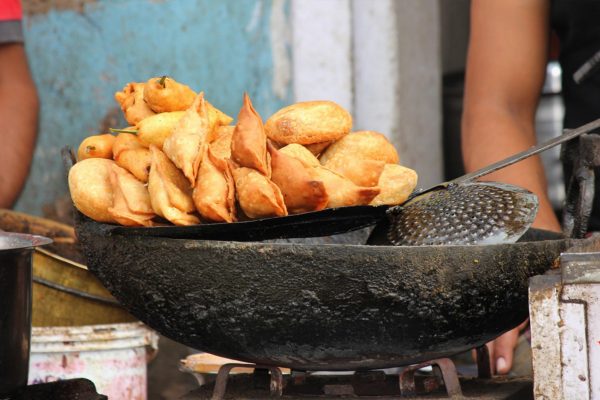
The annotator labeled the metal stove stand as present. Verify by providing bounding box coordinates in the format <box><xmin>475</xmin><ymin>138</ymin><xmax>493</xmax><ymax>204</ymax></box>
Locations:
<box><xmin>530</xmin><ymin>240</ymin><xmax>600</xmax><ymax>399</ymax></box>
<box><xmin>181</xmin><ymin>350</ymin><xmax>532</xmax><ymax>400</ymax></box>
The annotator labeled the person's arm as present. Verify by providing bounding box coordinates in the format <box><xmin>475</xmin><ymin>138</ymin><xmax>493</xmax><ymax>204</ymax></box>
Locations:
<box><xmin>463</xmin><ymin>0</ymin><xmax>560</xmax><ymax>232</ymax></box>
<box><xmin>0</xmin><ymin>42</ymin><xmax>39</xmax><ymax>208</ymax></box>
<box><xmin>462</xmin><ymin>0</ymin><xmax>560</xmax><ymax>375</ymax></box>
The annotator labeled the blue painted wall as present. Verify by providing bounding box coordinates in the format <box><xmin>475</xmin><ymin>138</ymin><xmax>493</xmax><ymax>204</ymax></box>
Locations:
<box><xmin>17</xmin><ymin>0</ymin><xmax>291</xmax><ymax>215</ymax></box>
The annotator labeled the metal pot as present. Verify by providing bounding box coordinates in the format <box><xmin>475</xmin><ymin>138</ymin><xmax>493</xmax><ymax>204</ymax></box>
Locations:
<box><xmin>0</xmin><ymin>209</ymin><xmax>136</xmax><ymax>327</ymax></box>
<box><xmin>0</xmin><ymin>232</ymin><xmax>51</xmax><ymax>395</ymax></box>
<box><xmin>75</xmin><ymin>213</ymin><xmax>585</xmax><ymax>371</ymax></box>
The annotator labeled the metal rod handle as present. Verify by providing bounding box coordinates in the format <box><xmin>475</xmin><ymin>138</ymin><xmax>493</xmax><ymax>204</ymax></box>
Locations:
<box><xmin>33</xmin><ymin>276</ymin><xmax>121</xmax><ymax>306</ymax></box>
<box><xmin>454</xmin><ymin>117</ymin><xmax>600</xmax><ymax>184</ymax></box>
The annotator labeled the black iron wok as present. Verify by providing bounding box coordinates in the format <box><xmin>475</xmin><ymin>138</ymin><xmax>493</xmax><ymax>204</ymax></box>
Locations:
<box><xmin>74</xmin><ymin>212</ymin><xmax>583</xmax><ymax>371</ymax></box>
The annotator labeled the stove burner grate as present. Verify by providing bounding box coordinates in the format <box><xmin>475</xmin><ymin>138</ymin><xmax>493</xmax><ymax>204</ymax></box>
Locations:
<box><xmin>184</xmin><ymin>347</ymin><xmax>531</xmax><ymax>400</ymax></box>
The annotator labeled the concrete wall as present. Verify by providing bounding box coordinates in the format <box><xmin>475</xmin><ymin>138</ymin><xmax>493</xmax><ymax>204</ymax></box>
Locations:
<box><xmin>18</xmin><ymin>0</ymin><xmax>292</xmax><ymax>214</ymax></box>
<box><xmin>293</xmin><ymin>0</ymin><xmax>444</xmax><ymax>188</ymax></box>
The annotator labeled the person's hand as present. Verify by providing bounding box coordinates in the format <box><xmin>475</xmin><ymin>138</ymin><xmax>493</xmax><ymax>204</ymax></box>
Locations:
<box><xmin>485</xmin><ymin>319</ymin><xmax>528</xmax><ymax>374</ymax></box>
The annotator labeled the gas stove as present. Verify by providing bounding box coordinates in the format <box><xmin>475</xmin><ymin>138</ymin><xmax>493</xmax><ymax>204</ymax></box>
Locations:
<box><xmin>529</xmin><ymin>247</ymin><xmax>600</xmax><ymax>399</ymax></box>
<box><xmin>178</xmin><ymin>354</ymin><xmax>533</xmax><ymax>400</ymax></box>
<box><xmin>61</xmin><ymin>131</ymin><xmax>600</xmax><ymax>399</ymax></box>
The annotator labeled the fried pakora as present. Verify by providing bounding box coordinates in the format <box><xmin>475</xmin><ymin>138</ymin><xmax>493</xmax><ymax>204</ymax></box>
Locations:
<box><xmin>114</xmin><ymin>82</ymin><xmax>155</xmax><ymax>125</ymax></box>
<box><xmin>77</xmin><ymin>134</ymin><xmax>115</xmax><ymax>161</ymax></box>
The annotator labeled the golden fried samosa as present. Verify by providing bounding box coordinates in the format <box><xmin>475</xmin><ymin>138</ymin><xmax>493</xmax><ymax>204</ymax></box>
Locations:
<box><xmin>370</xmin><ymin>164</ymin><xmax>418</xmax><ymax>206</ymax></box>
<box><xmin>108</xmin><ymin>164</ymin><xmax>155</xmax><ymax>226</ymax></box>
<box><xmin>148</xmin><ymin>145</ymin><xmax>200</xmax><ymax>225</ymax></box>
<box><xmin>320</xmin><ymin>131</ymin><xmax>399</xmax><ymax>165</ymax></box>
<box><xmin>113</xmin><ymin>132</ymin><xmax>152</xmax><ymax>182</ymax></box>
<box><xmin>77</xmin><ymin>134</ymin><xmax>115</xmax><ymax>161</ymax></box>
<box><xmin>207</xmin><ymin>104</ymin><xmax>234</xmax><ymax>132</ymax></box>
<box><xmin>279</xmin><ymin>144</ymin><xmax>320</xmax><ymax>167</ymax></box>
<box><xmin>163</xmin><ymin>93</ymin><xmax>212</xmax><ymax>187</ymax></box>
<box><xmin>231</xmin><ymin>93</ymin><xmax>270</xmax><ymax>176</ymax></box>
<box><xmin>311</xmin><ymin>166</ymin><xmax>380</xmax><ymax>208</ymax></box>
<box><xmin>268</xmin><ymin>142</ymin><xmax>328</xmax><ymax>214</ymax></box>
<box><xmin>305</xmin><ymin>141</ymin><xmax>333</xmax><ymax>156</ymax></box>
<box><xmin>143</xmin><ymin>76</ymin><xmax>197</xmax><ymax>113</ymax></box>
<box><xmin>114</xmin><ymin>82</ymin><xmax>155</xmax><ymax>125</ymax></box>
<box><xmin>136</xmin><ymin>111</ymin><xmax>185</xmax><ymax>149</ymax></box>
<box><xmin>323</xmin><ymin>157</ymin><xmax>386</xmax><ymax>187</ymax></box>
<box><xmin>68</xmin><ymin>158</ymin><xmax>116</xmax><ymax>223</ymax></box>
<box><xmin>193</xmin><ymin>147</ymin><xmax>236</xmax><ymax>222</ymax></box>
<box><xmin>265</xmin><ymin>101</ymin><xmax>352</xmax><ymax>145</ymax></box>
<box><xmin>210</xmin><ymin>125</ymin><xmax>234</xmax><ymax>160</ymax></box>
<box><xmin>230</xmin><ymin>163</ymin><xmax>287</xmax><ymax>219</ymax></box>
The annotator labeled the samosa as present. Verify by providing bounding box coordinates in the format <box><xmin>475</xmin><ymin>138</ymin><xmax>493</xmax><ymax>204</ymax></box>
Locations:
<box><xmin>148</xmin><ymin>145</ymin><xmax>199</xmax><ymax>225</ymax></box>
<box><xmin>108</xmin><ymin>163</ymin><xmax>155</xmax><ymax>226</ymax></box>
<box><xmin>304</xmin><ymin>141</ymin><xmax>332</xmax><ymax>156</ymax></box>
<box><xmin>311</xmin><ymin>166</ymin><xmax>380</xmax><ymax>208</ymax></box>
<box><xmin>265</xmin><ymin>100</ymin><xmax>352</xmax><ymax>145</ymax></box>
<box><xmin>68</xmin><ymin>158</ymin><xmax>116</xmax><ymax>223</ymax></box>
<box><xmin>193</xmin><ymin>147</ymin><xmax>236</xmax><ymax>222</ymax></box>
<box><xmin>211</xmin><ymin>125</ymin><xmax>234</xmax><ymax>160</ymax></box>
<box><xmin>113</xmin><ymin>132</ymin><xmax>152</xmax><ymax>182</ymax></box>
<box><xmin>267</xmin><ymin>142</ymin><xmax>328</xmax><ymax>214</ymax></box>
<box><xmin>230</xmin><ymin>162</ymin><xmax>287</xmax><ymax>219</ymax></box>
<box><xmin>370</xmin><ymin>164</ymin><xmax>418</xmax><ymax>206</ymax></box>
<box><xmin>231</xmin><ymin>93</ymin><xmax>270</xmax><ymax>176</ymax></box>
<box><xmin>279</xmin><ymin>143</ymin><xmax>320</xmax><ymax>167</ymax></box>
<box><xmin>163</xmin><ymin>92</ymin><xmax>212</xmax><ymax>187</ymax></box>
<box><xmin>323</xmin><ymin>157</ymin><xmax>386</xmax><ymax>187</ymax></box>
<box><xmin>319</xmin><ymin>131</ymin><xmax>399</xmax><ymax>165</ymax></box>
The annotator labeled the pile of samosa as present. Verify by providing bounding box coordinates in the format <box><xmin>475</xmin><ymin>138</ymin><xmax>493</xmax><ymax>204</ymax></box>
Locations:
<box><xmin>68</xmin><ymin>76</ymin><xmax>418</xmax><ymax>227</ymax></box>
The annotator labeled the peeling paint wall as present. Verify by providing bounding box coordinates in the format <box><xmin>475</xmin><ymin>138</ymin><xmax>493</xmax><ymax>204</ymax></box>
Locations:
<box><xmin>17</xmin><ymin>0</ymin><xmax>292</xmax><ymax>215</ymax></box>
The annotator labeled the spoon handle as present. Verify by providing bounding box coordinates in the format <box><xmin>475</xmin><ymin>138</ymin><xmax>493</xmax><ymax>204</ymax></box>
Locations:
<box><xmin>453</xmin><ymin>117</ymin><xmax>600</xmax><ymax>184</ymax></box>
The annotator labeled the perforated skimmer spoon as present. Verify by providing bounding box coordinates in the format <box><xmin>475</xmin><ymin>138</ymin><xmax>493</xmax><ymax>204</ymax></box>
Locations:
<box><xmin>387</xmin><ymin>117</ymin><xmax>600</xmax><ymax>246</ymax></box>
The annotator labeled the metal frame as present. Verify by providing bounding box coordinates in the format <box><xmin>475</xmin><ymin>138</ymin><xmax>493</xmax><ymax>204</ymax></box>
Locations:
<box><xmin>399</xmin><ymin>358</ymin><xmax>462</xmax><ymax>398</ymax></box>
<box><xmin>211</xmin><ymin>363</ymin><xmax>283</xmax><ymax>400</ymax></box>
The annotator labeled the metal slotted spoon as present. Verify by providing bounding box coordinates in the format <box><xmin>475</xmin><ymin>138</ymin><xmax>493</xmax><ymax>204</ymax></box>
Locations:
<box><xmin>387</xmin><ymin>117</ymin><xmax>600</xmax><ymax>246</ymax></box>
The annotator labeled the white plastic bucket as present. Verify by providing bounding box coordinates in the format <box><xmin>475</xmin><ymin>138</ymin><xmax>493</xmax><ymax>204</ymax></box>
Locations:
<box><xmin>28</xmin><ymin>322</ymin><xmax>158</xmax><ymax>400</ymax></box>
